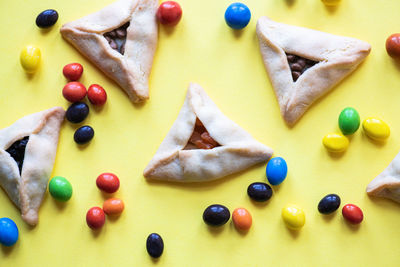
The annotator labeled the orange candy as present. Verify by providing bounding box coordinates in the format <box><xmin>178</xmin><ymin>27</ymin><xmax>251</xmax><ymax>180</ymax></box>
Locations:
<box><xmin>103</xmin><ymin>198</ymin><xmax>124</xmax><ymax>215</ymax></box>
<box><xmin>232</xmin><ymin>208</ymin><xmax>252</xmax><ymax>231</ymax></box>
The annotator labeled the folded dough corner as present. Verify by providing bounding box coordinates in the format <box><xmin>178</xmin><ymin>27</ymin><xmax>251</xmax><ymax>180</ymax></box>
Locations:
<box><xmin>143</xmin><ymin>83</ymin><xmax>273</xmax><ymax>182</ymax></box>
<box><xmin>0</xmin><ymin>107</ymin><xmax>65</xmax><ymax>226</ymax></box>
<box><xmin>367</xmin><ymin>151</ymin><xmax>400</xmax><ymax>204</ymax></box>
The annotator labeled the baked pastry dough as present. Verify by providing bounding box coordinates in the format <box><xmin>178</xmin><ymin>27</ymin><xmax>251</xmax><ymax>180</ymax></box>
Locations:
<box><xmin>0</xmin><ymin>107</ymin><xmax>65</xmax><ymax>225</ymax></box>
<box><xmin>60</xmin><ymin>0</ymin><xmax>158</xmax><ymax>103</ymax></box>
<box><xmin>367</xmin><ymin>151</ymin><xmax>400</xmax><ymax>203</ymax></box>
<box><xmin>143</xmin><ymin>83</ymin><xmax>273</xmax><ymax>182</ymax></box>
<box><xmin>256</xmin><ymin>16</ymin><xmax>371</xmax><ymax>125</ymax></box>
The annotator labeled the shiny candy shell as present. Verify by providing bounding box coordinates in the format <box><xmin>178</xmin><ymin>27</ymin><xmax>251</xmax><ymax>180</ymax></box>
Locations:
<box><xmin>322</xmin><ymin>133</ymin><xmax>349</xmax><ymax>153</ymax></box>
<box><xmin>20</xmin><ymin>45</ymin><xmax>41</xmax><ymax>73</ymax></box>
<box><xmin>338</xmin><ymin>107</ymin><xmax>360</xmax><ymax>135</ymax></box>
<box><xmin>386</xmin><ymin>33</ymin><xmax>400</xmax><ymax>59</ymax></box>
<box><xmin>266</xmin><ymin>157</ymin><xmax>287</xmax><ymax>185</ymax></box>
<box><xmin>49</xmin><ymin>176</ymin><xmax>73</xmax><ymax>202</ymax></box>
<box><xmin>146</xmin><ymin>233</ymin><xmax>164</xmax><ymax>258</ymax></box>
<box><xmin>247</xmin><ymin>182</ymin><xmax>273</xmax><ymax>202</ymax></box>
<box><xmin>86</xmin><ymin>207</ymin><xmax>105</xmax><ymax>229</ymax></box>
<box><xmin>0</xmin><ymin>218</ymin><xmax>19</xmax><ymax>247</ymax></box>
<box><xmin>224</xmin><ymin>2</ymin><xmax>251</xmax><ymax>30</ymax></box>
<box><xmin>232</xmin><ymin>208</ymin><xmax>252</xmax><ymax>231</ymax></box>
<box><xmin>318</xmin><ymin>194</ymin><xmax>341</xmax><ymax>214</ymax></box>
<box><xmin>342</xmin><ymin>204</ymin><xmax>363</xmax><ymax>224</ymax></box>
<box><xmin>362</xmin><ymin>118</ymin><xmax>390</xmax><ymax>141</ymax></box>
<box><xmin>282</xmin><ymin>204</ymin><xmax>305</xmax><ymax>230</ymax></box>
<box><xmin>103</xmin><ymin>198</ymin><xmax>124</xmax><ymax>215</ymax></box>
<box><xmin>36</xmin><ymin>9</ymin><xmax>58</xmax><ymax>28</ymax></box>
<box><xmin>203</xmin><ymin>204</ymin><xmax>230</xmax><ymax>226</ymax></box>
<box><xmin>96</xmin><ymin>173</ymin><xmax>120</xmax><ymax>193</ymax></box>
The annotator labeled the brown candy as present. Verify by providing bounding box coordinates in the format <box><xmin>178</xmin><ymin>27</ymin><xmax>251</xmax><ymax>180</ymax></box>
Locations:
<box><xmin>286</xmin><ymin>53</ymin><xmax>318</xmax><ymax>82</ymax></box>
<box><xmin>116</xmin><ymin>28</ymin><xmax>127</xmax><ymax>38</ymax></box>
<box><xmin>120</xmin><ymin>42</ymin><xmax>125</xmax><ymax>55</ymax></box>
<box><xmin>103</xmin><ymin>22</ymin><xmax>130</xmax><ymax>54</ymax></box>
<box><xmin>108</xmin><ymin>39</ymin><xmax>118</xmax><ymax>50</ymax></box>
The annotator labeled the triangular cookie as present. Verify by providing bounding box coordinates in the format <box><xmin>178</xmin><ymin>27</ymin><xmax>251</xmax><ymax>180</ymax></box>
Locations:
<box><xmin>143</xmin><ymin>83</ymin><xmax>273</xmax><ymax>182</ymax></box>
<box><xmin>256</xmin><ymin>17</ymin><xmax>371</xmax><ymax>125</ymax></box>
<box><xmin>0</xmin><ymin>107</ymin><xmax>65</xmax><ymax>225</ymax></box>
<box><xmin>367</xmin><ymin>151</ymin><xmax>400</xmax><ymax>203</ymax></box>
<box><xmin>60</xmin><ymin>0</ymin><xmax>158</xmax><ymax>103</ymax></box>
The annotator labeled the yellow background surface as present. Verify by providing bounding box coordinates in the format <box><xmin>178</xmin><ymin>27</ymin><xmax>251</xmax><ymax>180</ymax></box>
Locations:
<box><xmin>1</xmin><ymin>0</ymin><xmax>400</xmax><ymax>266</ymax></box>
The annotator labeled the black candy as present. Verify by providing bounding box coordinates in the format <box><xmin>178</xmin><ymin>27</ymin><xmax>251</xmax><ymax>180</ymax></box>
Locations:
<box><xmin>66</xmin><ymin>102</ymin><xmax>89</xmax><ymax>123</ymax></box>
<box><xmin>202</xmin><ymin>204</ymin><xmax>230</xmax><ymax>226</ymax></box>
<box><xmin>247</xmin><ymin>182</ymin><xmax>273</xmax><ymax>202</ymax></box>
<box><xmin>146</xmin><ymin>233</ymin><xmax>164</xmax><ymax>258</ymax></box>
<box><xmin>6</xmin><ymin>137</ymin><xmax>29</xmax><ymax>174</ymax></box>
<box><xmin>74</xmin><ymin>126</ymin><xmax>94</xmax><ymax>144</ymax></box>
<box><xmin>36</xmin><ymin>9</ymin><xmax>59</xmax><ymax>28</ymax></box>
<box><xmin>318</xmin><ymin>194</ymin><xmax>341</xmax><ymax>214</ymax></box>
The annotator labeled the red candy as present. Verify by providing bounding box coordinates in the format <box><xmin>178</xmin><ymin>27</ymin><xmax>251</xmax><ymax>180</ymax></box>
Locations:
<box><xmin>62</xmin><ymin>82</ymin><xmax>87</xmax><ymax>102</ymax></box>
<box><xmin>342</xmin><ymin>204</ymin><xmax>363</xmax><ymax>224</ymax></box>
<box><xmin>386</xmin><ymin>33</ymin><xmax>400</xmax><ymax>59</ymax></box>
<box><xmin>96</xmin><ymin>173</ymin><xmax>120</xmax><ymax>193</ymax></box>
<box><xmin>156</xmin><ymin>1</ymin><xmax>182</xmax><ymax>26</ymax></box>
<box><xmin>63</xmin><ymin>63</ymin><xmax>83</xmax><ymax>81</ymax></box>
<box><xmin>88</xmin><ymin>84</ymin><xmax>107</xmax><ymax>106</ymax></box>
<box><xmin>86</xmin><ymin>207</ymin><xmax>105</xmax><ymax>229</ymax></box>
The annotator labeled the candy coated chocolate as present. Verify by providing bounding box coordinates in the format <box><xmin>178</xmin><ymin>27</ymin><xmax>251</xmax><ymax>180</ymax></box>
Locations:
<box><xmin>342</xmin><ymin>204</ymin><xmax>363</xmax><ymax>224</ymax></box>
<box><xmin>0</xmin><ymin>218</ymin><xmax>18</xmax><ymax>246</ymax></box>
<box><xmin>338</xmin><ymin>107</ymin><xmax>360</xmax><ymax>135</ymax></box>
<box><xmin>49</xmin><ymin>176</ymin><xmax>73</xmax><ymax>202</ymax></box>
<box><xmin>386</xmin><ymin>33</ymin><xmax>400</xmax><ymax>59</ymax></box>
<box><xmin>247</xmin><ymin>182</ymin><xmax>272</xmax><ymax>202</ymax></box>
<box><xmin>224</xmin><ymin>2</ymin><xmax>251</xmax><ymax>30</ymax></box>
<box><xmin>203</xmin><ymin>204</ymin><xmax>230</xmax><ymax>226</ymax></box>
<box><xmin>266</xmin><ymin>157</ymin><xmax>287</xmax><ymax>185</ymax></box>
<box><xmin>146</xmin><ymin>233</ymin><xmax>164</xmax><ymax>258</ymax></box>
<box><xmin>318</xmin><ymin>194</ymin><xmax>341</xmax><ymax>214</ymax></box>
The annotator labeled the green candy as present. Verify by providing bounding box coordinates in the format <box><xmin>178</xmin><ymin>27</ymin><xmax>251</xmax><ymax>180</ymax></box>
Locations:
<box><xmin>49</xmin><ymin>176</ymin><xmax>72</xmax><ymax>202</ymax></box>
<box><xmin>338</xmin><ymin>107</ymin><xmax>360</xmax><ymax>135</ymax></box>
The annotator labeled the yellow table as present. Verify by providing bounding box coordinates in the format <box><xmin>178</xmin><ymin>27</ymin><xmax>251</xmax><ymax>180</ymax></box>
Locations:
<box><xmin>1</xmin><ymin>0</ymin><xmax>400</xmax><ymax>266</ymax></box>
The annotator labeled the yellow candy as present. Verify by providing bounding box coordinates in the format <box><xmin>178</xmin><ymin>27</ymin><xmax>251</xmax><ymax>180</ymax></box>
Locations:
<box><xmin>20</xmin><ymin>45</ymin><xmax>41</xmax><ymax>73</ymax></box>
<box><xmin>282</xmin><ymin>204</ymin><xmax>305</xmax><ymax>230</ymax></box>
<box><xmin>363</xmin><ymin>118</ymin><xmax>390</xmax><ymax>141</ymax></box>
<box><xmin>321</xmin><ymin>0</ymin><xmax>341</xmax><ymax>6</ymax></box>
<box><xmin>322</xmin><ymin>133</ymin><xmax>349</xmax><ymax>153</ymax></box>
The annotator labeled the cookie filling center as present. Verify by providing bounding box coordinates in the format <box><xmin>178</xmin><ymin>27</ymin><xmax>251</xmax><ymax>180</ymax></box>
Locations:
<box><xmin>185</xmin><ymin>118</ymin><xmax>220</xmax><ymax>150</ymax></box>
<box><xmin>103</xmin><ymin>22</ymin><xmax>130</xmax><ymax>55</ymax></box>
<box><xmin>286</xmin><ymin>53</ymin><xmax>318</xmax><ymax>82</ymax></box>
<box><xmin>6</xmin><ymin>136</ymin><xmax>29</xmax><ymax>174</ymax></box>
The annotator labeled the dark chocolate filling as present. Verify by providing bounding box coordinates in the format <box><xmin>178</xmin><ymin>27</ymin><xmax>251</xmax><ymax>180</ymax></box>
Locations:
<box><xmin>6</xmin><ymin>137</ymin><xmax>29</xmax><ymax>174</ymax></box>
<box><xmin>103</xmin><ymin>22</ymin><xmax>130</xmax><ymax>55</ymax></box>
<box><xmin>286</xmin><ymin>53</ymin><xmax>318</xmax><ymax>82</ymax></box>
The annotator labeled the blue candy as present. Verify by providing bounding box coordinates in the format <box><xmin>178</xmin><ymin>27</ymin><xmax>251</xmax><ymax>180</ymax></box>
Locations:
<box><xmin>266</xmin><ymin>157</ymin><xmax>287</xmax><ymax>185</ymax></box>
<box><xmin>0</xmin><ymin>218</ymin><xmax>19</xmax><ymax>247</ymax></box>
<box><xmin>224</xmin><ymin>2</ymin><xmax>251</xmax><ymax>30</ymax></box>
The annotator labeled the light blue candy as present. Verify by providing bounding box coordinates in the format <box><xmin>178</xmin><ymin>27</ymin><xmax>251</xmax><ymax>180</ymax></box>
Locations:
<box><xmin>224</xmin><ymin>2</ymin><xmax>251</xmax><ymax>30</ymax></box>
<box><xmin>266</xmin><ymin>157</ymin><xmax>287</xmax><ymax>185</ymax></box>
<box><xmin>0</xmin><ymin>217</ymin><xmax>19</xmax><ymax>247</ymax></box>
